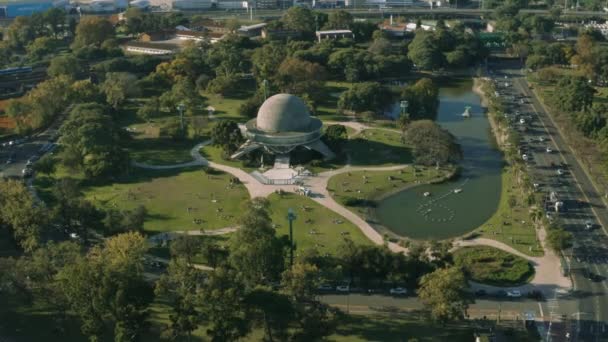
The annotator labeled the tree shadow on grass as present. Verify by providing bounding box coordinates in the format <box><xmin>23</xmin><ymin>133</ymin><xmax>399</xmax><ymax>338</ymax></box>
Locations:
<box><xmin>346</xmin><ymin>138</ymin><xmax>412</xmax><ymax>166</ymax></box>
<box><xmin>331</xmin><ymin>312</ymin><xmax>474</xmax><ymax>342</ymax></box>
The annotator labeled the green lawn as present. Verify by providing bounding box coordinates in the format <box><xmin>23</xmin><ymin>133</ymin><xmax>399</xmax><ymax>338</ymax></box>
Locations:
<box><xmin>454</xmin><ymin>246</ymin><xmax>535</xmax><ymax>287</ymax></box>
<box><xmin>128</xmin><ymin>138</ymin><xmax>196</xmax><ymax>165</ymax></box>
<box><xmin>81</xmin><ymin>167</ymin><xmax>250</xmax><ymax>233</ymax></box>
<box><xmin>346</xmin><ymin>129</ymin><xmax>412</xmax><ymax>166</ymax></box>
<box><xmin>328</xmin><ymin>167</ymin><xmax>447</xmax><ymax>205</ymax></box>
<box><xmin>473</xmin><ymin>167</ymin><xmax>543</xmax><ymax>257</ymax></box>
<box><xmin>266</xmin><ymin>192</ymin><xmax>372</xmax><ymax>253</ymax></box>
<box><xmin>199</xmin><ymin>144</ymin><xmax>257</xmax><ymax>171</ymax></box>
<box><xmin>316</xmin><ymin>81</ymin><xmax>353</xmax><ymax>121</ymax></box>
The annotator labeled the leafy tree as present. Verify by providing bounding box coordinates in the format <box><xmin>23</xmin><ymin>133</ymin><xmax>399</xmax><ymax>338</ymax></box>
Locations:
<box><xmin>338</xmin><ymin>82</ymin><xmax>391</xmax><ymax>113</ymax></box>
<box><xmin>252</xmin><ymin>42</ymin><xmax>287</xmax><ymax>83</ymax></box>
<box><xmin>58</xmin><ymin>103</ymin><xmax>129</xmax><ymax>178</ymax></box>
<box><xmin>246</xmin><ymin>287</ymin><xmax>294</xmax><ymax>342</ymax></box>
<box><xmin>408</xmin><ymin>30</ymin><xmax>443</xmax><ymax>70</ymax></box>
<box><xmin>71</xmin><ymin>79</ymin><xmax>103</xmax><ymax>103</ymax></box>
<box><xmin>404</xmin><ymin>120</ymin><xmax>462</xmax><ymax>166</ymax></box>
<box><xmin>229</xmin><ymin>198</ymin><xmax>286</xmax><ymax>288</ymax></box>
<box><xmin>101</xmin><ymin>72</ymin><xmax>140</xmax><ymax>109</ymax></box>
<box><xmin>325</xmin><ymin>10</ymin><xmax>353</xmax><ymax>30</ymax></box>
<box><xmin>160</xmin><ymin>118</ymin><xmax>187</xmax><ymax>141</ymax></box>
<box><xmin>281</xmin><ymin>7</ymin><xmax>316</xmax><ymax>35</ymax></box>
<box><xmin>58</xmin><ymin>232</ymin><xmax>153</xmax><ymax>341</ymax></box>
<box><xmin>200</xmin><ymin>267</ymin><xmax>250</xmax><ymax>341</ymax></box>
<box><xmin>6</xmin><ymin>16</ymin><xmax>35</xmax><ymax>49</ymax></box>
<box><xmin>323</xmin><ymin>124</ymin><xmax>348</xmax><ymax>152</ymax></box>
<box><xmin>170</xmin><ymin>236</ymin><xmax>201</xmax><ymax>264</ymax></box>
<box><xmin>156</xmin><ymin>257</ymin><xmax>202</xmax><ymax>341</ymax></box>
<box><xmin>574</xmin><ymin>105</ymin><xmax>606</xmax><ymax>137</ymax></box>
<box><xmin>400</xmin><ymin>78</ymin><xmax>440</xmax><ymax>120</ymax></box>
<box><xmin>103</xmin><ymin>205</ymin><xmax>147</xmax><ymax>236</ymax></box>
<box><xmin>33</xmin><ymin>154</ymin><xmax>56</xmax><ymax>175</ymax></box>
<box><xmin>210</xmin><ymin>120</ymin><xmax>244</xmax><ymax>156</ymax></box>
<box><xmin>0</xmin><ymin>179</ymin><xmax>49</xmax><ymax>252</ymax></box>
<box><xmin>72</xmin><ymin>16</ymin><xmax>114</xmax><ymax>49</ymax></box>
<box><xmin>547</xmin><ymin>227</ymin><xmax>573</xmax><ymax>252</ymax></box>
<box><xmin>26</xmin><ymin>36</ymin><xmax>54</xmax><ymax>60</ymax></box>
<box><xmin>43</xmin><ymin>8</ymin><xmax>66</xmax><ymax>38</ymax></box>
<box><xmin>48</xmin><ymin>54</ymin><xmax>87</xmax><ymax>79</ymax></box>
<box><xmin>276</xmin><ymin>57</ymin><xmax>326</xmax><ymax>98</ymax></box>
<box><xmin>553</xmin><ymin>76</ymin><xmax>595</xmax><ymax>112</ymax></box>
<box><xmin>137</xmin><ymin>97</ymin><xmax>161</xmax><ymax>122</ymax></box>
<box><xmin>418</xmin><ymin>267</ymin><xmax>470</xmax><ymax>325</ymax></box>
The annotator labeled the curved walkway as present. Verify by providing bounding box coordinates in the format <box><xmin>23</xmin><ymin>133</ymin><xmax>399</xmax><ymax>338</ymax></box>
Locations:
<box><xmin>131</xmin><ymin>125</ymin><xmax>571</xmax><ymax>294</ymax></box>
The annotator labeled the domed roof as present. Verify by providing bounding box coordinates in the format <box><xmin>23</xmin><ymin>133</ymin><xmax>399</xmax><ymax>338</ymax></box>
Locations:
<box><xmin>256</xmin><ymin>94</ymin><xmax>311</xmax><ymax>133</ymax></box>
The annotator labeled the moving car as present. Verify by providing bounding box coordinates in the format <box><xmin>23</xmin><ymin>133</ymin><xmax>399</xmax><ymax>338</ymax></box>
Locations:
<box><xmin>557</xmin><ymin>169</ymin><xmax>564</xmax><ymax>175</ymax></box>
<box><xmin>522</xmin><ymin>154</ymin><xmax>529</xmax><ymax>161</ymax></box>
<box><xmin>389</xmin><ymin>287</ymin><xmax>407</xmax><ymax>295</ymax></box>
<box><xmin>507</xmin><ymin>290</ymin><xmax>522</xmax><ymax>298</ymax></box>
<box><xmin>585</xmin><ymin>221</ymin><xmax>594</xmax><ymax>230</ymax></box>
<box><xmin>336</xmin><ymin>284</ymin><xmax>350</xmax><ymax>293</ymax></box>
<box><xmin>519</xmin><ymin>118</ymin><xmax>526</xmax><ymax>124</ymax></box>
<box><xmin>546</xmin><ymin>147</ymin><xmax>553</xmax><ymax>153</ymax></box>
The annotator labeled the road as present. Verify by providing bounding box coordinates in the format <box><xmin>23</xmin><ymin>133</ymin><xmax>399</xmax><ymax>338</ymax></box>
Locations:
<box><xmin>491</xmin><ymin>59</ymin><xmax>608</xmax><ymax>341</ymax></box>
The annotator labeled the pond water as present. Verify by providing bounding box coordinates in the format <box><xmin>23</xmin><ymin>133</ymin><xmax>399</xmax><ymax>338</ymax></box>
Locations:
<box><xmin>375</xmin><ymin>79</ymin><xmax>503</xmax><ymax>240</ymax></box>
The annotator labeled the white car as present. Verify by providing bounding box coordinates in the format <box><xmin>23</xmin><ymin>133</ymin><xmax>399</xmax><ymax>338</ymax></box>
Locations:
<box><xmin>507</xmin><ymin>290</ymin><xmax>522</xmax><ymax>298</ymax></box>
<box><xmin>539</xmin><ymin>136</ymin><xmax>545</xmax><ymax>142</ymax></box>
<box><xmin>522</xmin><ymin>154</ymin><xmax>529</xmax><ymax>161</ymax></box>
<box><xmin>389</xmin><ymin>287</ymin><xmax>408</xmax><ymax>295</ymax></box>
<box><xmin>519</xmin><ymin>118</ymin><xmax>525</xmax><ymax>124</ymax></box>
<box><xmin>546</xmin><ymin>147</ymin><xmax>553</xmax><ymax>153</ymax></box>
<box><xmin>585</xmin><ymin>221</ymin><xmax>594</xmax><ymax>230</ymax></box>
<box><xmin>336</xmin><ymin>285</ymin><xmax>350</xmax><ymax>292</ymax></box>
<box><xmin>557</xmin><ymin>169</ymin><xmax>564</xmax><ymax>175</ymax></box>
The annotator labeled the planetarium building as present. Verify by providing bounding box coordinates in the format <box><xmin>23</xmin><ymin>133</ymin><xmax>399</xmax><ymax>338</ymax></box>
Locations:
<box><xmin>231</xmin><ymin>94</ymin><xmax>335</xmax><ymax>160</ymax></box>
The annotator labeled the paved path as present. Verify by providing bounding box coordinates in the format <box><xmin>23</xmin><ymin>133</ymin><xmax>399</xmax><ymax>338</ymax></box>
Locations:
<box><xmin>131</xmin><ymin>123</ymin><xmax>571</xmax><ymax>294</ymax></box>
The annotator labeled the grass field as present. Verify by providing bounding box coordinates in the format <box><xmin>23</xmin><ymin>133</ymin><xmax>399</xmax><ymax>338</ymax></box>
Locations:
<box><xmin>473</xmin><ymin>166</ymin><xmax>543</xmax><ymax>257</ymax></box>
<box><xmin>128</xmin><ymin>138</ymin><xmax>196</xmax><ymax>165</ymax></box>
<box><xmin>346</xmin><ymin>129</ymin><xmax>412</xmax><ymax>166</ymax></box>
<box><xmin>266</xmin><ymin>192</ymin><xmax>372</xmax><ymax>253</ymax></box>
<box><xmin>454</xmin><ymin>246</ymin><xmax>535</xmax><ymax>287</ymax></box>
<box><xmin>81</xmin><ymin>167</ymin><xmax>249</xmax><ymax>233</ymax></box>
<box><xmin>199</xmin><ymin>144</ymin><xmax>257</xmax><ymax>171</ymax></box>
<box><xmin>327</xmin><ymin>167</ymin><xmax>449</xmax><ymax>221</ymax></box>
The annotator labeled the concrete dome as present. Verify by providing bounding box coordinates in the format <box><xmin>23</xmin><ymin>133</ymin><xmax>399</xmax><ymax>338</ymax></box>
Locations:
<box><xmin>256</xmin><ymin>94</ymin><xmax>311</xmax><ymax>133</ymax></box>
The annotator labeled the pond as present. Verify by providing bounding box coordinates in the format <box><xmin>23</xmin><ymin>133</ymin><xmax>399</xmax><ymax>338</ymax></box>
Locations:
<box><xmin>375</xmin><ymin>79</ymin><xmax>503</xmax><ymax>240</ymax></box>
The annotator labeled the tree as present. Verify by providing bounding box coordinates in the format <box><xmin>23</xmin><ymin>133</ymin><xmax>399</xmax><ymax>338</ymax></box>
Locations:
<box><xmin>554</xmin><ymin>76</ymin><xmax>595</xmax><ymax>112</ymax></box>
<box><xmin>418</xmin><ymin>267</ymin><xmax>470</xmax><ymax>325</ymax></box>
<box><xmin>200</xmin><ymin>267</ymin><xmax>251</xmax><ymax>341</ymax></box>
<box><xmin>33</xmin><ymin>154</ymin><xmax>56</xmax><ymax>175</ymax></box>
<box><xmin>43</xmin><ymin>8</ymin><xmax>66</xmax><ymax>38</ymax></box>
<box><xmin>404</xmin><ymin>120</ymin><xmax>462</xmax><ymax>166</ymax></box>
<box><xmin>101</xmin><ymin>72</ymin><xmax>140</xmax><ymax>109</ymax></box>
<box><xmin>72</xmin><ymin>16</ymin><xmax>114</xmax><ymax>49</ymax></box>
<box><xmin>170</xmin><ymin>236</ymin><xmax>201</xmax><ymax>264</ymax></box>
<box><xmin>26</xmin><ymin>36</ymin><xmax>54</xmax><ymax>60</ymax></box>
<box><xmin>281</xmin><ymin>7</ymin><xmax>316</xmax><ymax>35</ymax></box>
<box><xmin>71</xmin><ymin>79</ymin><xmax>103</xmax><ymax>103</ymax></box>
<box><xmin>6</xmin><ymin>16</ymin><xmax>35</xmax><ymax>49</ymax></box>
<box><xmin>276</xmin><ymin>57</ymin><xmax>326</xmax><ymax>98</ymax></box>
<box><xmin>229</xmin><ymin>198</ymin><xmax>286</xmax><ymax>288</ymax></box>
<box><xmin>210</xmin><ymin>120</ymin><xmax>244</xmax><ymax>156</ymax></box>
<box><xmin>48</xmin><ymin>54</ymin><xmax>86</xmax><ymax>79</ymax></box>
<box><xmin>58</xmin><ymin>103</ymin><xmax>128</xmax><ymax>178</ymax></box>
<box><xmin>251</xmin><ymin>42</ymin><xmax>287</xmax><ymax>83</ymax></box>
<box><xmin>0</xmin><ymin>179</ymin><xmax>49</xmax><ymax>252</ymax></box>
<box><xmin>408</xmin><ymin>30</ymin><xmax>443</xmax><ymax>70</ymax></box>
<box><xmin>58</xmin><ymin>232</ymin><xmax>153</xmax><ymax>341</ymax></box>
<box><xmin>323</xmin><ymin>124</ymin><xmax>348</xmax><ymax>153</ymax></box>
<box><xmin>191</xmin><ymin>115</ymin><xmax>209</xmax><ymax>138</ymax></box>
<box><xmin>160</xmin><ymin>118</ymin><xmax>187</xmax><ymax>141</ymax></box>
<box><xmin>338</xmin><ymin>82</ymin><xmax>391</xmax><ymax>113</ymax></box>
<box><xmin>206</xmin><ymin>74</ymin><xmax>240</xmax><ymax>96</ymax></box>
<box><xmin>156</xmin><ymin>258</ymin><xmax>202</xmax><ymax>341</ymax></box>
<box><xmin>325</xmin><ymin>10</ymin><xmax>353</xmax><ymax>30</ymax></box>
<box><xmin>246</xmin><ymin>287</ymin><xmax>294</xmax><ymax>342</ymax></box>
<box><xmin>137</xmin><ymin>97</ymin><xmax>161</xmax><ymax>122</ymax></box>
<box><xmin>546</xmin><ymin>227</ymin><xmax>573</xmax><ymax>252</ymax></box>
<box><xmin>401</xmin><ymin>78</ymin><xmax>440</xmax><ymax>120</ymax></box>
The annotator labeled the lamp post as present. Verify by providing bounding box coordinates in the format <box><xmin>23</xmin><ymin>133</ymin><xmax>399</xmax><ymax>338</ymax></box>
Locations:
<box><xmin>287</xmin><ymin>208</ymin><xmax>296</xmax><ymax>267</ymax></box>
<box><xmin>400</xmin><ymin>100</ymin><xmax>409</xmax><ymax>117</ymax></box>
<box><xmin>177</xmin><ymin>103</ymin><xmax>185</xmax><ymax>132</ymax></box>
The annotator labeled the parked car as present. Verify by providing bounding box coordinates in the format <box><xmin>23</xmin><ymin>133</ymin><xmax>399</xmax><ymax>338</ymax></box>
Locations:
<box><xmin>557</xmin><ymin>169</ymin><xmax>564</xmax><ymax>176</ymax></box>
<box><xmin>389</xmin><ymin>287</ymin><xmax>407</xmax><ymax>295</ymax></box>
<box><xmin>585</xmin><ymin>221</ymin><xmax>594</xmax><ymax>230</ymax></box>
<box><xmin>507</xmin><ymin>290</ymin><xmax>522</xmax><ymax>298</ymax></box>
<box><xmin>336</xmin><ymin>284</ymin><xmax>350</xmax><ymax>293</ymax></box>
<box><xmin>546</xmin><ymin>147</ymin><xmax>553</xmax><ymax>153</ymax></box>
<box><xmin>317</xmin><ymin>284</ymin><xmax>333</xmax><ymax>291</ymax></box>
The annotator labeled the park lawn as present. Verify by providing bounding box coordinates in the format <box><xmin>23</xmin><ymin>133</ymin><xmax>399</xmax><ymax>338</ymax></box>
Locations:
<box><xmin>453</xmin><ymin>246</ymin><xmax>535</xmax><ymax>287</ymax></box>
<box><xmin>328</xmin><ymin>167</ymin><xmax>447</xmax><ymax>205</ymax></box>
<box><xmin>82</xmin><ymin>167</ymin><xmax>250</xmax><ymax>233</ymax></box>
<box><xmin>198</xmin><ymin>144</ymin><xmax>258</xmax><ymax>172</ymax></box>
<box><xmin>128</xmin><ymin>137</ymin><xmax>196</xmax><ymax>165</ymax></box>
<box><xmin>316</xmin><ymin>81</ymin><xmax>353</xmax><ymax>121</ymax></box>
<box><xmin>346</xmin><ymin>129</ymin><xmax>413</xmax><ymax>166</ymax></box>
<box><xmin>266</xmin><ymin>192</ymin><xmax>372</xmax><ymax>253</ymax></box>
<box><xmin>473</xmin><ymin>167</ymin><xmax>543</xmax><ymax>257</ymax></box>
<box><xmin>329</xmin><ymin>312</ymin><xmax>475</xmax><ymax>342</ymax></box>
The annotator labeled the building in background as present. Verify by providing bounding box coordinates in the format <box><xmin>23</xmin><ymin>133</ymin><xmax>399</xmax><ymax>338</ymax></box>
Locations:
<box><xmin>0</xmin><ymin>0</ymin><xmax>67</xmax><ymax>18</ymax></box>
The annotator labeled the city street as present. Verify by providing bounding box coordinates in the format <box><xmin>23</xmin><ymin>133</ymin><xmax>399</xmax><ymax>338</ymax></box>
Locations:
<box><xmin>491</xmin><ymin>59</ymin><xmax>608</xmax><ymax>341</ymax></box>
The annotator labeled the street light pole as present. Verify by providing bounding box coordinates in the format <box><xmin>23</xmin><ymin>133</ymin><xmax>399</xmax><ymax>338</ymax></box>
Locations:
<box><xmin>177</xmin><ymin>103</ymin><xmax>185</xmax><ymax>132</ymax></box>
<box><xmin>287</xmin><ymin>208</ymin><xmax>296</xmax><ymax>267</ymax></box>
